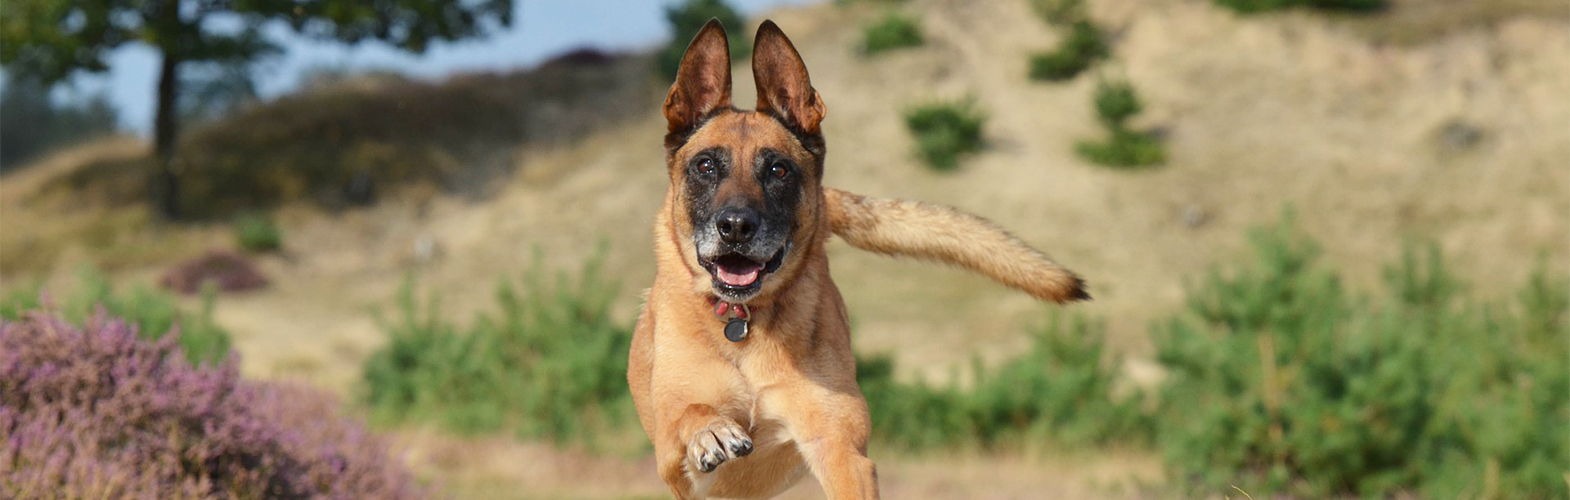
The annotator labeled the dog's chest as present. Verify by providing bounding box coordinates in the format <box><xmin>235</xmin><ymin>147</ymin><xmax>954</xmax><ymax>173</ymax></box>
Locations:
<box><xmin>722</xmin><ymin>342</ymin><xmax>803</xmax><ymax>441</ymax></box>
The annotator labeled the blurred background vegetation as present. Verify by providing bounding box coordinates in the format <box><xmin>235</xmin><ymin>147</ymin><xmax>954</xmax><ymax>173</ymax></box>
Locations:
<box><xmin>1</xmin><ymin>0</ymin><xmax>1566</xmax><ymax>498</ymax></box>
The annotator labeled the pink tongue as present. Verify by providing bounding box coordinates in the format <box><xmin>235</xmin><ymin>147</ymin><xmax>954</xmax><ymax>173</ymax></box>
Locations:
<box><xmin>716</xmin><ymin>264</ymin><xmax>762</xmax><ymax>286</ymax></box>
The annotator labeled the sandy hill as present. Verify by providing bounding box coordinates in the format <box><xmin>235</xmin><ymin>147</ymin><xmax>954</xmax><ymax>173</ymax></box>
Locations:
<box><xmin>2</xmin><ymin>0</ymin><xmax>1566</xmax><ymax>497</ymax></box>
<box><xmin>160</xmin><ymin>0</ymin><xmax>1567</xmax><ymax>388</ymax></box>
<box><xmin>4</xmin><ymin>0</ymin><xmax>1566</xmax><ymax>392</ymax></box>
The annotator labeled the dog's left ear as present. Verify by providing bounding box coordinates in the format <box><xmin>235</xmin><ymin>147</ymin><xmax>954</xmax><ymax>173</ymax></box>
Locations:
<box><xmin>752</xmin><ymin>20</ymin><xmax>826</xmax><ymax>135</ymax></box>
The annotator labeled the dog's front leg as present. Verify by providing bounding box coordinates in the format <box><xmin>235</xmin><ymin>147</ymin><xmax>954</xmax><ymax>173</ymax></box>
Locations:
<box><xmin>655</xmin><ymin>402</ymin><xmax>754</xmax><ymax>499</ymax></box>
<box><xmin>770</xmin><ymin>386</ymin><xmax>879</xmax><ymax>500</ymax></box>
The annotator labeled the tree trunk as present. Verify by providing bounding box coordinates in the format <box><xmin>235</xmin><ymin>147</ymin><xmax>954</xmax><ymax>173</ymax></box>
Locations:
<box><xmin>152</xmin><ymin>52</ymin><xmax>182</xmax><ymax>219</ymax></box>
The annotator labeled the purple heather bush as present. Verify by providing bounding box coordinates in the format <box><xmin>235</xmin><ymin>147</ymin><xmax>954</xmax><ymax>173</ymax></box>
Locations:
<box><xmin>0</xmin><ymin>310</ymin><xmax>429</xmax><ymax>500</ymax></box>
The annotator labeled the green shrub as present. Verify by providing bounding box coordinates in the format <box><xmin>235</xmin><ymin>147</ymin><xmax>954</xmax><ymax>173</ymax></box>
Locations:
<box><xmin>234</xmin><ymin>212</ymin><xmax>282</xmax><ymax>252</ymax></box>
<box><xmin>1091</xmin><ymin>78</ymin><xmax>1141</xmax><ymax>129</ymax></box>
<box><xmin>862</xmin><ymin>13</ymin><xmax>924</xmax><ymax>54</ymax></box>
<box><xmin>1077</xmin><ymin>79</ymin><xmax>1165</xmax><ymax>168</ymax></box>
<box><xmin>859</xmin><ymin>314</ymin><xmax>1151</xmax><ymax>451</ymax></box>
<box><xmin>0</xmin><ymin>269</ymin><xmax>231</xmax><ymax>365</ymax></box>
<box><xmin>658</xmin><ymin>0</ymin><xmax>751</xmax><ymax>80</ymax></box>
<box><xmin>1075</xmin><ymin>129</ymin><xmax>1165</xmax><ymax>168</ymax></box>
<box><xmin>1028</xmin><ymin>21</ymin><xmax>1108</xmax><ymax>82</ymax></box>
<box><xmin>1215</xmin><ymin>0</ymin><xmax>1298</xmax><ymax>13</ymax></box>
<box><xmin>1030</xmin><ymin>0</ymin><xmax>1087</xmax><ymax>25</ymax></box>
<box><xmin>903</xmin><ymin>99</ymin><xmax>986</xmax><ymax>171</ymax></box>
<box><xmin>1216</xmin><ymin>0</ymin><xmax>1386</xmax><ymax>14</ymax></box>
<box><xmin>361</xmin><ymin>252</ymin><xmax>634</xmax><ymax>448</ymax></box>
<box><xmin>1309</xmin><ymin>0</ymin><xmax>1385</xmax><ymax>11</ymax></box>
<box><xmin>1154</xmin><ymin>212</ymin><xmax>1568</xmax><ymax>499</ymax></box>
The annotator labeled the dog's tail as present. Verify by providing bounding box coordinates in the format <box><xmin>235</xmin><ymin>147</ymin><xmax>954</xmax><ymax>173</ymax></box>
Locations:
<box><xmin>824</xmin><ymin>187</ymin><xmax>1089</xmax><ymax>303</ymax></box>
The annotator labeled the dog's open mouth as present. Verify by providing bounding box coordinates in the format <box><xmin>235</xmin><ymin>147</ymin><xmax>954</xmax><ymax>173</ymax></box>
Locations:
<box><xmin>700</xmin><ymin>245</ymin><xmax>789</xmax><ymax>297</ymax></box>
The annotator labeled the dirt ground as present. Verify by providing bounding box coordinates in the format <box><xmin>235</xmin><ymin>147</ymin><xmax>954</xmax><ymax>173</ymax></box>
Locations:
<box><xmin>2</xmin><ymin>0</ymin><xmax>1565</xmax><ymax>497</ymax></box>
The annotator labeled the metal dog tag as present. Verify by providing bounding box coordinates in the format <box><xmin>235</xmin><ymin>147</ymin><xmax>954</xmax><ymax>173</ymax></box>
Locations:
<box><xmin>724</xmin><ymin>317</ymin><xmax>749</xmax><ymax>342</ymax></box>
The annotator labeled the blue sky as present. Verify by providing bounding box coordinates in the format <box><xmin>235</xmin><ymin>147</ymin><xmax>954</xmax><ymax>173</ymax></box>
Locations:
<box><xmin>65</xmin><ymin>0</ymin><xmax>822</xmax><ymax>134</ymax></box>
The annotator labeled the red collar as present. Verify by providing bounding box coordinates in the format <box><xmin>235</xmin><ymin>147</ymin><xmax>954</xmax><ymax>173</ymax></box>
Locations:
<box><xmin>705</xmin><ymin>296</ymin><xmax>750</xmax><ymax>320</ymax></box>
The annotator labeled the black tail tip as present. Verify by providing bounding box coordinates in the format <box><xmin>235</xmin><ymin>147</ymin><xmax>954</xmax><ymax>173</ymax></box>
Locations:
<box><xmin>1067</xmin><ymin>278</ymin><xmax>1091</xmax><ymax>302</ymax></box>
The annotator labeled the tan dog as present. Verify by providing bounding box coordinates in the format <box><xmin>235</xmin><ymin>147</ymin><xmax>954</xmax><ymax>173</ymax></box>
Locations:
<box><xmin>628</xmin><ymin>19</ymin><xmax>1088</xmax><ymax>500</ymax></box>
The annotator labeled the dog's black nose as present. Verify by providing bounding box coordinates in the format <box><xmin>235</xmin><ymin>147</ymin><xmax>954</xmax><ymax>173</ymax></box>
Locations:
<box><xmin>715</xmin><ymin>208</ymin><xmax>760</xmax><ymax>244</ymax></box>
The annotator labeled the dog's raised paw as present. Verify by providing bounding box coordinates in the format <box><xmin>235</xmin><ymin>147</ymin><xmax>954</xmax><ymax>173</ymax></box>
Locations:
<box><xmin>686</xmin><ymin>418</ymin><xmax>753</xmax><ymax>473</ymax></box>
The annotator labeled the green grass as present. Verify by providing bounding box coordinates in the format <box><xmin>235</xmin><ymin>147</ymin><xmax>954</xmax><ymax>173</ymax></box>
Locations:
<box><xmin>0</xmin><ymin>269</ymin><xmax>231</xmax><ymax>365</ymax></box>
<box><xmin>861</xmin><ymin>13</ymin><xmax>924</xmax><ymax>55</ymax></box>
<box><xmin>361</xmin><ymin>251</ymin><xmax>635</xmax><ymax>449</ymax></box>
<box><xmin>903</xmin><ymin>98</ymin><xmax>986</xmax><ymax>172</ymax></box>
<box><xmin>1028</xmin><ymin>21</ymin><xmax>1108</xmax><ymax>82</ymax></box>
<box><xmin>234</xmin><ymin>212</ymin><xmax>282</xmax><ymax>252</ymax></box>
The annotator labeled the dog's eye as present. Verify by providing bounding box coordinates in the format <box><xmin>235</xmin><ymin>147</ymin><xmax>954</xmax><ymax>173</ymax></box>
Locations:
<box><xmin>769</xmin><ymin>162</ymin><xmax>789</xmax><ymax>179</ymax></box>
<box><xmin>696</xmin><ymin>158</ymin><xmax>716</xmax><ymax>175</ymax></box>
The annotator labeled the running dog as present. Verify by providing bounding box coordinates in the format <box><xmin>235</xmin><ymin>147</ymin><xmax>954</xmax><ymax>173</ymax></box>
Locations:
<box><xmin>627</xmin><ymin>19</ymin><xmax>1088</xmax><ymax>500</ymax></box>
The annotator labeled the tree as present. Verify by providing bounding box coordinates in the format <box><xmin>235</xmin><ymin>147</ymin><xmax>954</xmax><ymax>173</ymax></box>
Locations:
<box><xmin>657</xmin><ymin>0</ymin><xmax>749</xmax><ymax>80</ymax></box>
<box><xmin>0</xmin><ymin>0</ymin><xmax>512</xmax><ymax>218</ymax></box>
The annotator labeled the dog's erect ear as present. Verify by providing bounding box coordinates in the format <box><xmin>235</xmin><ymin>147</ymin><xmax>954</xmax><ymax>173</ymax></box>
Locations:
<box><xmin>752</xmin><ymin>20</ymin><xmax>826</xmax><ymax>135</ymax></box>
<box><xmin>664</xmin><ymin>19</ymin><xmax>733</xmax><ymax>133</ymax></box>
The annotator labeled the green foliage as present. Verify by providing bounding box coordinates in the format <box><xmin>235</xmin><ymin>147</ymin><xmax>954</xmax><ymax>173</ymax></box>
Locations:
<box><xmin>0</xmin><ymin>74</ymin><xmax>118</xmax><ymax>171</ymax></box>
<box><xmin>1154</xmin><ymin>212</ymin><xmax>1569</xmax><ymax>499</ymax></box>
<box><xmin>1</xmin><ymin>0</ymin><xmax>513</xmax><ymax>84</ymax></box>
<box><xmin>180</xmin><ymin>61</ymin><xmax>259</xmax><ymax>124</ymax></box>
<box><xmin>1077</xmin><ymin>79</ymin><xmax>1165</xmax><ymax>168</ymax></box>
<box><xmin>1028</xmin><ymin>21</ymin><xmax>1108</xmax><ymax>82</ymax></box>
<box><xmin>234</xmin><ymin>213</ymin><xmax>282</xmax><ymax>253</ymax></box>
<box><xmin>859</xmin><ymin>314</ymin><xmax>1151</xmax><ymax>451</ymax></box>
<box><xmin>861</xmin><ymin>13</ymin><xmax>924</xmax><ymax>55</ymax></box>
<box><xmin>1030</xmin><ymin>0</ymin><xmax>1088</xmax><ymax>25</ymax></box>
<box><xmin>1215</xmin><ymin>0</ymin><xmax>1299</xmax><ymax>13</ymax></box>
<box><xmin>658</xmin><ymin>0</ymin><xmax>752</xmax><ymax>80</ymax></box>
<box><xmin>361</xmin><ymin>253</ymin><xmax>635</xmax><ymax>448</ymax></box>
<box><xmin>1091</xmin><ymin>79</ymin><xmax>1142</xmax><ymax>129</ymax></box>
<box><xmin>1075</xmin><ymin>129</ymin><xmax>1166</xmax><ymax>168</ymax></box>
<box><xmin>1311</xmin><ymin>0</ymin><xmax>1386</xmax><ymax>11</ymax></box>
<box><xmin>0</xmin><ymin>270</ymin><xmax>231</xmax><ymax>365</ymax></box>
<box><xmin>903</xmin><ymin>99</ymin><xmax>986</xmax><ymax>171</ymax></box>
<box><xmin>1216</xmin><ymin>0</ymin><xmax>1386</xmax><ymax>14</ymax></box>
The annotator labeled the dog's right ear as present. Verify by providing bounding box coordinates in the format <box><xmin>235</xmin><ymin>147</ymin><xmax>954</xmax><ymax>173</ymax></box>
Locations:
<box><xmin>664</xmin><ymin>19</ymin><xmax>733</xmax><ymax>134</ymax></box>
